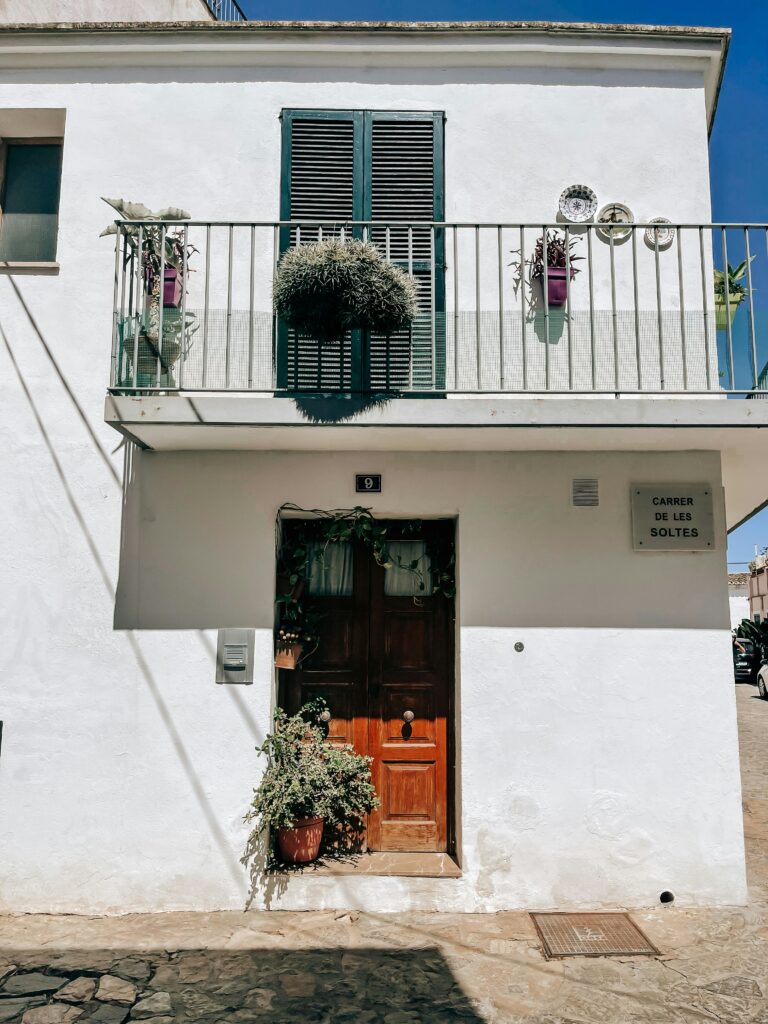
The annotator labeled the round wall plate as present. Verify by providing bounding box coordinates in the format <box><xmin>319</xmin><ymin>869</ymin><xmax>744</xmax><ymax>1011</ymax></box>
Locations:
<box><xmin>596</xmin><ymin>202</ymin><xmax>634</xmax><ymax>241</ymax></box>
<box><xmin>644</xmin><ymin>217</ymin><xmax>675</xmax><ymax>250</ymax></box>
<box><xmin>558</xmin><ymin>185</ymin><xmax>598</xmax><ymax>223</ymax></box>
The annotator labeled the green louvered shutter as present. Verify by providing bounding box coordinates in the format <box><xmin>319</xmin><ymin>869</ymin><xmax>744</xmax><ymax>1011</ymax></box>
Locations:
<box><xmin>278</xmin><ymin>110</ymin><xmax>444</xmax><ymax>393</ymax></box>
<box><xmin>366</xmin><ymin>113</ymin><xmax>444</xmax><ymax>391</ymax></box>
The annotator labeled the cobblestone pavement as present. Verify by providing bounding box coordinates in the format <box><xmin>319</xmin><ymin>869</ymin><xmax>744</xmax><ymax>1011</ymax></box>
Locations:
<box><xmin>2</xmin><ymin>684</ymin><xmax>767</xmax><ymax>1023</ymax></box>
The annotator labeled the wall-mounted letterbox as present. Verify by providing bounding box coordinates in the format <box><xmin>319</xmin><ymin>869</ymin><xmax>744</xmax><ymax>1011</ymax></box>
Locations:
<box><xmin>215</xmin><ymin>628</ymin><xmax>255</xmax><ymax>685</ymax></box>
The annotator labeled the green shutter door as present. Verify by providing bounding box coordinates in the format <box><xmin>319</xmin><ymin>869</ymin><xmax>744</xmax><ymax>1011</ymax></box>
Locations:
<box><xmin>278</xmin><ymin>109</ymin><xmax>444</xmax><ymax>393</ymax></box>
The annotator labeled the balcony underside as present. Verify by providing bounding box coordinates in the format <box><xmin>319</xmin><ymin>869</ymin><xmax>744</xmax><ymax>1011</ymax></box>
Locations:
<box><xmin>105</xmin><ymin>393</ymin><xmax>768</xmax><ymax>531</ymax></box>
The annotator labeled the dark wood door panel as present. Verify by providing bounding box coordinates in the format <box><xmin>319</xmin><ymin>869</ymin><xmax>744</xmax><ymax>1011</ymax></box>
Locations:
<box><xmin>279</xmin><ymin>520</ymin><xmax>454</xmax><ymax>854</ymax></box>
<box><xmin>383</xmin><ymin>609</ymin><xmax>435</xmax><ymax>672</ymax></box>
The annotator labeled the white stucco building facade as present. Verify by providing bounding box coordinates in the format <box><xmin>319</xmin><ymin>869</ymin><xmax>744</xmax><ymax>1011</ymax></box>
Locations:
<box><xmin>0</xmin><ymin>15</ymin><xmax>763</xmax><ymax>915</ymax></box>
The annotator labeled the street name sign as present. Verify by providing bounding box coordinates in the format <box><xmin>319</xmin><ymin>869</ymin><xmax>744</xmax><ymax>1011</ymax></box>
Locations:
<box><xmin>631</xmin><ymin>484</ymin><xmax>714</xmax><ymax>551</ymax></box>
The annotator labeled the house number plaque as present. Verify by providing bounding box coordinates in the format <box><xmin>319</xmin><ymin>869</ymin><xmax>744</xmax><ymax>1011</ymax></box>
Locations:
<box><xmin>631</xmin><ymin>484</ymin><xmax>714</xmax><ymax>551</ymax></box>
<box><xmin>356</xmin><ymin>474</ymin><xmax>382</xmax><ymax>493</ymax></box>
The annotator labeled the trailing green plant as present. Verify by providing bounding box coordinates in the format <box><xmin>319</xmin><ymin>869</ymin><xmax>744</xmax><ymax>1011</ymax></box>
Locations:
<box><xmin>273</xmin><ymin>238</ymin><xmax>418</xmax><ymax>343</ymax></box>
<box><xmin>510</xmin><ymin>229</ymin><xmax>583</xmax><ymax>291</ymax></box>
<box><xmin>714</xmin><ymin>257</ymin><xmax>754</xmax><ymax>302</ymax></box>
<box><xmin>274</xmin><ymin>505</ymin><xmax>455</xmax><ymax>665</ymax></box>
<box><xmin>244</xmin><ymin>699</ymin><xmax>379</xmax><ymax>862</ymax></box>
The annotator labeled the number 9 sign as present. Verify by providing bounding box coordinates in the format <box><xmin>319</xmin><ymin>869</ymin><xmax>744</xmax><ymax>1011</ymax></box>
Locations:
<box><xmin>355</xmin><ymin>474</ymin><xmax>382</xmax><ymax>493</ymax></box>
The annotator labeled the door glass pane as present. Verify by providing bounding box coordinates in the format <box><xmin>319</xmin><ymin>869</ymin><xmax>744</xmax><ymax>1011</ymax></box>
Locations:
<box><xmin>306</xmin><ymin>541</ymin><xmax>353</xmax><ymax>597</ymax></box>
<box><xmin>0</xmin><ymin>144</ymin><xmax>62</xmax><ymax>261</ymax></box>
<box><xmin>384</xmin><ymin>541</ymin><xmax>432</xmax><ymax>597</ymax></box>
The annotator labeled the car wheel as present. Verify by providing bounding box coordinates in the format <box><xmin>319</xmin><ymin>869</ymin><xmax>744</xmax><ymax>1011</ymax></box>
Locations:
<box><xmin>759</xmin><ymin>674</ymin><xmax>768</xmax><ymax>700</ymax></box>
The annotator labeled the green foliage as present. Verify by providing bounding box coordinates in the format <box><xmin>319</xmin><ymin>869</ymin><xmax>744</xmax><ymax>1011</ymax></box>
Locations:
<box><xmin>273</xmin><ymin>238</ymin><xmax>418</xmax><ymax>343</ymax></box>
<box><xmin>714</xmin><ymin>257</ymin><xmax>754</xmax><ymax>299</ymax></box>
<box><xmin>735</xmin><ymin>617</ymin><xmax>768</xmax><ymax>659</ymax></box>
<box><xmin>245</xmin><ymin>700</ymin><xmax>379</xmax><ymax>849</ymax></box>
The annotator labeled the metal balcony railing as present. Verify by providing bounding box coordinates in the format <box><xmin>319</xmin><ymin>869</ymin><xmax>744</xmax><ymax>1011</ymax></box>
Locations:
<box><xmin>109</xmin><ymin>220</ymin><xmax>768</xmax><ymax>397</ymax></box>
<box><xmin>203</xmin><ymin>0</ymin><xmax>247</xmax><ymax>21</ymax></box>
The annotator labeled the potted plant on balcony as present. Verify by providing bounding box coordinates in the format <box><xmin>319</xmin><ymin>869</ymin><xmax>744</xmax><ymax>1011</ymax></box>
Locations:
<box><xmin>245</xmin><ymin>700</ymin><xmax>379</xmax><ymax>865</ymax></box>
<box><xmin>273</xmin><ymin>238</ymin><xmax>418</xmax><ymax>343</ymax></box>
<box><xmin>510</xmin><ymin>229</ymin><xmax>583</xmax><ymax>308</ymax></box>
<box><xmin>714</xmin><ymin>258</ymin><xmax>754</xmax><ymax>331</ymax></box>
<box><xmin>101</xmin><ymin>198</ymin><xmax>198</xmax><ymax>383</ymax></box>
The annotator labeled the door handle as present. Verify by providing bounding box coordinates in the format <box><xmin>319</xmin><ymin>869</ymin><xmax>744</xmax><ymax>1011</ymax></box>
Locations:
<box><xmin>402</xmin><ymin>710</ymin><xmax>415</xmax><ymax>723</ymax></box>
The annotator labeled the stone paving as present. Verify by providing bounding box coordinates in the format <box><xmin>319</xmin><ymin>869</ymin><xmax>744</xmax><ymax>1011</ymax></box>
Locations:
<box><xmin>1</xmin><ymin>684</ymin><xmax>768</xmax><ymax>1023</ymax></box>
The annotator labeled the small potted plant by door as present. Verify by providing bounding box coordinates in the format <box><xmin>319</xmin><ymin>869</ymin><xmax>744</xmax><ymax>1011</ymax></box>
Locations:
<box><xmin>245</xmin><ymin>700</ymin><xmax>379</xmax><ymax>866</ymax></box>
<box><xmin>714</xmin><ymin>258</ymin><xmax>754</xmax><ymax>330</ymax></box>
<box><xmin>274</xmin><ymin>628</ymin><xmax>306</xmax><ymax>670</ymax></box>
<box><xmin>510</xmin><ymin>229</ymin><xmax>583</xmax><ymax>308</ymax></box>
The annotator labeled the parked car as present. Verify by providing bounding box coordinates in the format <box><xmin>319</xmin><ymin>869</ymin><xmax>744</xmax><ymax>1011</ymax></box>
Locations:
<box><xmin>756</xmin><ymin>661</ymin><xmax>768</xmax><ymax>699</ymax></box>
<box><xmin>733</xmin><ymin>637</ymin><xmax>757</xmax><ymax>683</ymax></box>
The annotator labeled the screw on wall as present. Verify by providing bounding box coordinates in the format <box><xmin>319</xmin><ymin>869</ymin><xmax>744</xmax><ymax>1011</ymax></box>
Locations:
<box><xmin>514</xmin><ymin>642</ymin><xmax>525</xmax><ymax>653</ymax></box>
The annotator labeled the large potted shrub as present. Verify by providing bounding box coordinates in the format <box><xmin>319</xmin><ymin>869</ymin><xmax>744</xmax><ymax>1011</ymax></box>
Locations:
<box><xmin>511</xmin><ymin>229</ymin><xmax>583</xmax><ymax>308</ymax></box>
<box><xmin>273</xmin><ymin>237</ymin><xmax>418</xmax><ymax>343</ymax></box>
<box><xmin>245</xmin><ymin>701</ymin><xmax>380</xmax><ymax>865</ymax></box>
<box><xmin>714</xmin><ymin>258</ymin><xmax>754</xmax><ymax>331</ymax></box>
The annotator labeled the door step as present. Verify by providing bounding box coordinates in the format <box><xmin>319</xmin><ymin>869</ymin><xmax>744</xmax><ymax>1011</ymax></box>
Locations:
<box><xmin>305</xmin><ymin>851</ymin><xmax>461</xmax><ymax>878</ymax></box>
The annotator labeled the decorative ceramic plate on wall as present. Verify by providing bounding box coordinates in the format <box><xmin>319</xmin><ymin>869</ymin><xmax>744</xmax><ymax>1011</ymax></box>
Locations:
<box><xmin>558</xmin><ymin>185</ymin><xmax>598</xmax><ymax>223</ymax></box>
<box><xmin>596</xmin><ymin>202</ymin><xmax>634</xmax><ymax>241</ymax></box>
<box><xmin>644</xmin><ymin>217</ymin><xmax>675</xmax><ymax>250</ymax></box>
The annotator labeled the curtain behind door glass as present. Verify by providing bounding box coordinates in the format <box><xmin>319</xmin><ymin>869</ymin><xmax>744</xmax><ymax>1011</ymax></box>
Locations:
<box><xmin>384</xmin><ymin>541</ymin><xmax>432</xmax><ymax>597</ymax></box>
<box><xmin>306</xmin><ymin>541</ymin><xmax>354</xmax><ymax>597</ymax></box>
<box><xmin>0</xmin><ymin>144</ymin><xmax>62</xmax><ymax>262</ymax></box>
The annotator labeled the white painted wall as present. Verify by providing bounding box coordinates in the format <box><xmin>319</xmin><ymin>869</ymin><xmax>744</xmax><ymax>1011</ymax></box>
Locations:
<box><xmin>0</xmin><ymin>40</ymin><xmax>745</xmax><ymax>913</ymax></box>
<box><xmin>729</xmin><ymin>586</ymin><xmax>749</xmax><ymax>628</ymax></box>
<box><xmin>0</xmin><ymin>446</ymin><xmax>745</xmax><ymax>912</ymax></box>
<box><xmin>0</xmin><ymin>0</ymin><xmax>213</xmax><ymax>22</ymax></box>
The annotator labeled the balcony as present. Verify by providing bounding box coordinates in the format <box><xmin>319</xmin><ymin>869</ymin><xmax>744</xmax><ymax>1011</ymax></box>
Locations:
<box><xmin>109</xmin><ymin>219</ymin><xmax>768</xmax><ymax>399</ymax></box>
<box><xmin>104</xmin><ymin>218</ymin><xmax>768</xmax><ymax>529</ymax></box>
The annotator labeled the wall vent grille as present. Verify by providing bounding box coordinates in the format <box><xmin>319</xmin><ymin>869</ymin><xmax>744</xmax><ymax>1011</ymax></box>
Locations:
<box><xmin>572</xmin><ymin>478</ymin><xmax>599</xmax><ymax>507</ymax></box>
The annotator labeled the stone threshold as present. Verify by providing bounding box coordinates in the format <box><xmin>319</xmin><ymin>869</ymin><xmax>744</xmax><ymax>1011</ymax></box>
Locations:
<box><xmin>275</xmin><ymin>852</ymin><xmax>462</xmax><ymax>878</ymax></box>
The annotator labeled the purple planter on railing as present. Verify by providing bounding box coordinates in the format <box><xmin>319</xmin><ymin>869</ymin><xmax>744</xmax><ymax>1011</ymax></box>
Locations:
<box><xmin>543</xmin><ymin>266</ymin><xmax>569</xmax><ymax>307</ymax></box>
<box><xmin>163</xmin><ymin>267</ymin><xmax>183</xmax><ymax>309</ymax></box>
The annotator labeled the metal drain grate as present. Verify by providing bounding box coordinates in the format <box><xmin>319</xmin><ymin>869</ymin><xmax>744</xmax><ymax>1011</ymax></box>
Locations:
<box><xmin>531</xmin><ymin>912</ymin><xmax>659</xmax><ymax>958</ymax></box>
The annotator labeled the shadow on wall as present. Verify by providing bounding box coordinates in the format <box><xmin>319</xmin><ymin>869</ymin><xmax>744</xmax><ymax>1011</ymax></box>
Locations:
<box><xmin>0</xmin><ymin>948</ymin><xmax>486</xmax><ymax>1022</ymax></box>
<box><xmin>0</xmin><ymin>277</ymin><xmax>264</xmax><ymax>894</ymax></box>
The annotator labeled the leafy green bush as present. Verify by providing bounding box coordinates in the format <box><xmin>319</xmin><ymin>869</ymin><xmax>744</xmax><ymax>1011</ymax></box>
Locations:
<box><xmin>245</xmin><ymin>700</ymin><xmax>379</xmax><ymax>854</ymax></box>
<box><xmin>273</xmin><ymin>238</ymin><xmax>418</xmax><ymax>343</ymax></box>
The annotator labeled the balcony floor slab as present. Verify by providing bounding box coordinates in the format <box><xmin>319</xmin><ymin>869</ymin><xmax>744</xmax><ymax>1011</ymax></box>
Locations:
<box><xmin>105</xmin><ymin>393</ymin><xmax>768</xmax><ymax>530</ymax></box>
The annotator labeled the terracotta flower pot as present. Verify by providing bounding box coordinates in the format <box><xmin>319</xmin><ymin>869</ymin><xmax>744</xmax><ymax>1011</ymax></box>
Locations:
<box><xmin>277</xmin><ymin>816</ymin><xmax>324</xmax><ymax>863</ymax></box>
<box><xmin>274</xmin><ymin>642</ymin><xmax>303</xmax><ymax>670</ymax></box>
<box><xmin>715</xmin><ymin>295</ymin><xmax>742</xmax><ymax>331</ymax></box>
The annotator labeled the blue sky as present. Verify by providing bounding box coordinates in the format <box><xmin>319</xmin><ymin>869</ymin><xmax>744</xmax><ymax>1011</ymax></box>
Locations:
<box><xmin>239</xmin><ymin>0</ymin><xmax>768</xmax><ymax>566</ymax></box>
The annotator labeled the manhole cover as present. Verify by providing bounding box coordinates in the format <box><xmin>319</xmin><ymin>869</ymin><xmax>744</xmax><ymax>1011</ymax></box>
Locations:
<box><xmin>530</xmin><ymin>912</ymin><xmax>659</xmax><ymax>958</ymax></box>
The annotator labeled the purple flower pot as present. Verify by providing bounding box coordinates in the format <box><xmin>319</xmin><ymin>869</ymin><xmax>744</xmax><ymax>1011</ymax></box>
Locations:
<box><xmin>163</xmin><ymin>267</ymin><xmax>183</xmax><ymax>309</ymax></box>
<box><xmin>544</xmin><ymin>267</ymin><xmax>568</xmax><ymax>307</ymax></box>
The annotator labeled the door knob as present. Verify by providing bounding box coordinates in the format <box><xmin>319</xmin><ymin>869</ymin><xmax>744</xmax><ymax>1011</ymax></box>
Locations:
<box><xmin>402</xmin><ymin>710</ymin><xmax>415</xmax><ymax>723</ymax></box>
<box><xmin>319</xmin><ymin>710</ymin><xmax>331</xmax><ymax>723</ymax></box>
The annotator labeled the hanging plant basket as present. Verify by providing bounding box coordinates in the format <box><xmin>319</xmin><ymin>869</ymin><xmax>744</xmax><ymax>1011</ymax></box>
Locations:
<box><xmin>273</xmin><ymin>238</ymin><xmax>418</xmax><ymax>343</ymax></box>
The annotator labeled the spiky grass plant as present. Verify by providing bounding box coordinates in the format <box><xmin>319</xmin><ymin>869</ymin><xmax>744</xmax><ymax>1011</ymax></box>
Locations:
<box><xmin>273</xmin><ymin>238</ymin><xmax>418</xmax><ymax>343</ymax></box>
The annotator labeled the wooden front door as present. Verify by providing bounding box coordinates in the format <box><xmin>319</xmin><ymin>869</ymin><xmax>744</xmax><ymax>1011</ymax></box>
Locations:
<box><xmin>280</xmin><ymin>520</ymin><xmax>453</xmax><ymax>853</ymax></box>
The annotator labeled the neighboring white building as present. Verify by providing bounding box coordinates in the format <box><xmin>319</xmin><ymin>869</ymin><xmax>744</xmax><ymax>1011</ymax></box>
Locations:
<box><xmin>728</xmin><ymin>572</ymin><xmax>750</xmax><ymax>628</ymax></box>
<box><xmin>0</xmin><ymin>0</ymin><xmax>215</xmax><ymax>22</ymax></box>
<box><xmin>0</xmin><ymin>13</ymin><xmax>765</xmax><ymax>916</ymax></box>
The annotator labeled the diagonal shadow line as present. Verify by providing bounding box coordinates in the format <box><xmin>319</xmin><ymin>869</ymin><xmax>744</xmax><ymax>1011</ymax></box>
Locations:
<box><xmin>1</xmin><ymin>319</ymin><xmax>245</xmax><ymax>892</ymax></box>
<box><xmin>5</xmin><ymin>276</ymin><xmax>264</xmax><ymax>745</ymax></box>
<box><xmin>6</xmin><ymin>275</ymin><xmax>120</xmax><ymax>487</ymax></box>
